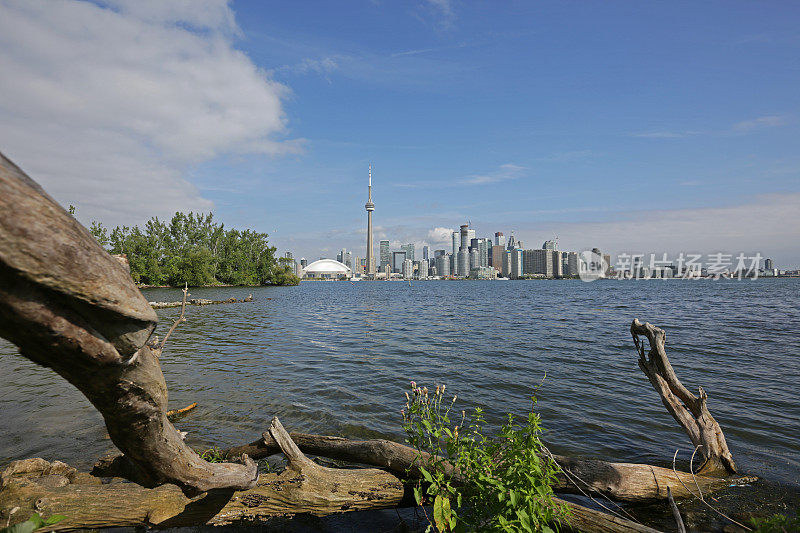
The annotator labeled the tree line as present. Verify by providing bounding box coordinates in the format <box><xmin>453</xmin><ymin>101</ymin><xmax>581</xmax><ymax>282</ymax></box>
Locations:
<box><xmin>88</xmin><ymin>212</ymin><xmax>299</xmax><ymax>287</ymax></box>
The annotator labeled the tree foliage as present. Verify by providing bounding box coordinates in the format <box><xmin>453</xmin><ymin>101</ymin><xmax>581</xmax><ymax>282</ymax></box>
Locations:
<box><xmin>89</xmin><ymin>212</ymin><xmax>299</xmax><ymax>287</ymax></box>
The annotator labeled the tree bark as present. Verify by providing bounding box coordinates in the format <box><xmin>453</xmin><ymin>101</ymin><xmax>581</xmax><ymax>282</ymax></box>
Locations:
<box><xmin>558</xmin><ymin>499</ymin><xmax>662</xmax><ymax>533</ymax></box>
<box><xmin>631</xmin><ymin>319</ymin><xmax>737</xmax><ymax>475</ymax></box>
<box><xmin>224</xmin><ymin>432</ymin><xmax>749</xmax><ymax>501</ymax></box>
<box><xmin>93</xmin><ymin>430</ymin><xmax>751</xmax><ymax>503</ymax></box>
<box><xmin>0</xmin><ymin>152</ymin><xmax>257</xmax><ymax>494</ymax></box>
<box><xmin>0</xmin><ymin>419</ymin><xmax>405</xmax><ymax>531</ymax></box>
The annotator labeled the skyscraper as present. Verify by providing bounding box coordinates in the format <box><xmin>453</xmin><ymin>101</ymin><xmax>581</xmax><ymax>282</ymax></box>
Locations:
<box><xmin>460</xmin><ymin>224</ymin><xmax>470</xmax><ymax>252</ymax></box>
<box><xmin>457</xmin><ymin>249</ymin><xmax>469</xmax><ymax>277</ymax></box>
<box><xmin>365</xmin><ymin>165</ymin><xmax>376</xmax><ymax>275</ymax></box>
<box><xmin>451</xmin><ymin>231</ymin><xmax>459</xmax><ymax>255</ymax></box>
<box><xmin>436</xmin><ymin>254</ymin><xmax>450</xmax><ymax>277</ymax></box>
<box><xmin>402</xmin><ymin>259</ymin><xmax>413</xmax><ymax>279</ymax></box>
<box><xmin>490</xmin><ymin>245</ymin><xmax>505</xmax><ymax>269</ymax></box>
<box><xmin>422</xmin><ymin>245</ymin><xmax>429</xmax><ymax>261</ymax></box>
<box><xmin>402</xmin><ymin>243</ymin><xmax>415</xmax><ymax>262</ymax></box>
<box><xmin>495</xmin><ymin>232</ymin><xmax>506</xmax><ymax>247</ymax></box>
<box><xmin>417</xmin><ymin>260</ymin><xmax>428</xmax><ymax>279</ymax></box>
<box><xmin>379</xmin><ymin>240</ymin><xmax>390</xmax><ymax>270</ymax></box>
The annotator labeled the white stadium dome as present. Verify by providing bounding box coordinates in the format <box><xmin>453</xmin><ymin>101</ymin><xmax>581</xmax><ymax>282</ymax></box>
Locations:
<box><xmin>302</xmin><ymin>259</ymin><xmax>352</xmax><ymax>279</ymax></box>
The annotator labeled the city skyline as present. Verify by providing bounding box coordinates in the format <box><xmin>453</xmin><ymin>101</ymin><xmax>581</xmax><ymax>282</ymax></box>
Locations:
<box><xmin>1</xmin><ymin>2</ymin><xmax>798</xmax><ymax>267</ymax></box>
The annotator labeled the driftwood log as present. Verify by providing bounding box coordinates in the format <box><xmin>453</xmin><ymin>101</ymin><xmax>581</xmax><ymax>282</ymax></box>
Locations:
<box><xmin>218</xmin><ymin>433</ymin><xmax>745</xmax><ymax>502</ymax></box>
<box><xmin>150</xmin><ymin>295</ymin><xmax>254</xmax><ymax>309</ymax></box>
<box><xmin>0</xmin><ymin>418</ymin><xmax>405</xmax><ymax>530</ymax></box>
<box><xmin>0</xmin><ymin>152</ymin><xmax>256</xmax><ymax>494</ymax></box>
<box><xmin>631</xmin><ymin>319</ymin><xmax>737</xmax><ymax>476</ymax></box>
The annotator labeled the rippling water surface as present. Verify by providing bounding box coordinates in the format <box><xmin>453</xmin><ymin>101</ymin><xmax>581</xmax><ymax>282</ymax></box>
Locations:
<box><xmin>1</xmin><ymin>279</ymin><xmax>799</xmax><ymax>494</ymax></box>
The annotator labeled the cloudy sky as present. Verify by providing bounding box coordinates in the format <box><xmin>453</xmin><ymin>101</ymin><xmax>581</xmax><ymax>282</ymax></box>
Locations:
<box><xmin>1</xmin><ymin>1</ymin><xmax>799</xmax><ymax>267</ymax></box>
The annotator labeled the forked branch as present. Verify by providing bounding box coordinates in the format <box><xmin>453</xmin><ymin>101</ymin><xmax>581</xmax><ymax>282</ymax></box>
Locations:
<box><xmin>631</xmin><ymin>319</ymin><xmax>736</xmax><ymax>475</ymax></box>
<box><xmin>157</xmin><ymin>283</ymin><xmax>189</xmax><ymax>353</ymax></box>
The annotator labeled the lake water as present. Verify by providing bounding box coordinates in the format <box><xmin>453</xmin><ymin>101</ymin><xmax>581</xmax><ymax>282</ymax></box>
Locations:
<box><xmin>1</xmin><ymin>278</ymin><xmax>799</xmax><ymax>522</ymax></box>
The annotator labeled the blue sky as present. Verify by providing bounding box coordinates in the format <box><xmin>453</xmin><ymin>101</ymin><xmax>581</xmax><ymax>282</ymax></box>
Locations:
<box><xmin>1</xmin><ymin>1</ymin><xmax>799</xmax><ymax>266</ymax></box>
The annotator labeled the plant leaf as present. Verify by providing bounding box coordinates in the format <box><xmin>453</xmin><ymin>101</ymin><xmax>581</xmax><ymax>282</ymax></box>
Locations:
<box><xmin>43</xmin><ymin>516</ymin><xmax>66</xmax><ymax>526</ymax></box>
<box><xmin>433</xmin><ymin>495</ymin><xmax>444</xmax><ymax>532</ymax></box>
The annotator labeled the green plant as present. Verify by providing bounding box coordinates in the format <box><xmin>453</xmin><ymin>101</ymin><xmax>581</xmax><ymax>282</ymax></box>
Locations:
<box><xmin>402</xmin><ymin>382</ymin><xmax>568</xmax><ymax>533</ymax></box>
<box><xmin>1</xmin><ymin>513</ymin><xmax>65</xmax><ymax>533</ymax></box>
<box><xmin>751</xmin><ymin>510</ymin><xmax>800</xmax><ymax>533</ymax></box>
<box><xmin>199</xmin><ymin>446</ymin><xmax>227</xmax><ymax>463</ymax></box>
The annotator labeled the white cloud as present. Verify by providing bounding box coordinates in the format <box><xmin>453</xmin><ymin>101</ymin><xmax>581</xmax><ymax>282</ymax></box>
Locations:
<box><xmin>427</xmin><ymin>226</ymin><xmax>454</xmax><ymax>244</ymax></box>
<box><xmin>100</xmin><ymin>0</ymin><xmax>239</xmax><ymax>35</ymax></box>
<box><xmin>461</xmin><ymin>163</ymin><xmax>526</xmax><ymax>185</ymax></box>
<box><xmin>632</xmin><ymin>131</ymin><xmax>701</xmax><ymax>139</ymax></box>
<box><xmin>733</xmin><ymin>115</ymin><xmax>788</xmax><ymax>132</ymax></box>
<box><xmin>293</xmin><ymin>57</ymin><xmax>338</xmax><ymax>75</ymax></box>
<box><xmin>634</xmin><ymin>115</ymin><xmax>789</xmax><ymax>139</ymax></box>
<box><xmin>0</xmin><ymin>0</ymin><xmax>298</xmax><ymax>226</ymax></box>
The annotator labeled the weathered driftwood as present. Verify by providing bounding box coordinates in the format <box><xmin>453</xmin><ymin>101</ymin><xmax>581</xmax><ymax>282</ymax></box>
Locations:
<box><xmin>631</xmin><ymin>318</ymin><xmax>737</xmax><ymax>475</ymax></box>
<box><xmin>2</xmin><ymin>460</ymin><xmax>656</xmax><ymax>533</ymax></box>
<box><xmin>228</xmin><ymin>432</ymin><xmax>748</xmax><ymax>501</ymax></box>
<box><xmin>150</xmin><ymin>295</ymin><xmax>253</xmax><ymax>309</ymax></box>
<box><xmin>0</xmin><ymin>152</ymin><xmax>256</xmax><ymax>494</ymax></box>
<box><xmin>94</xmin><ymin>429</ymin><xmax>749</xmax><ymax>504</ymax></box>
<box><xmin>558</xmin><ymin>499</ymin><xmax>662</xmax><ymax>533</ymax></box>
<box><xmin>0</xmin><ymin>418</ymin><xmax>405</xmax><ymax>531</ymax></box>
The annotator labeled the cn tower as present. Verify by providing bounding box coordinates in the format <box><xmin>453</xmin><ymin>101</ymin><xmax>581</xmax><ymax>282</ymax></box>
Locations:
<box><xmin>365</xmin><ymin>165</ymin><xmax>376</xmax><ymax>276</ymax></box>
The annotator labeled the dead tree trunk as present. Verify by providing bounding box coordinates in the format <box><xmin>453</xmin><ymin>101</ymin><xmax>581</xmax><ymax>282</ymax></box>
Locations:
<box><xmin>0</xmin><ymin>152</ymin><xmax>256</xmax><ymax>494</ymax></box>
<box><xmin>93</xmin><ymin>428</ymin><xmax>749</xmax><ymax>504</ymax></box>
<box><xmin>631</xmin><ymin>319</ymin><xmax>737</xmax><ymax>475</ymax></box>
<box><xmin>0</xmin><ymin>418</ymin><xmax>405</xmax><ymax>531</ymax></box>
<box><xmin>221</xmin><ymin>432</ymin><xmax>744</xmax><ymax>501</ymax></box>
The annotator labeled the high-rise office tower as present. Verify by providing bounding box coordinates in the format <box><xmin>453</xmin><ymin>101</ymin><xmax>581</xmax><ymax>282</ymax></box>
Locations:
<box><xmin>495</xmin><ymin>232</ymin><xmax>506</xmax><ymax>247</ymax></box>
<box><xmin>402</xmin><ymin>259</ymin><xmax>413</xmax><ymax>279</ymax></box>
<box><xmin>469</xmin><ymin>248</ymin><xmax>479</xmax><ymax>270</ymax></box>
<box><xmin>457</xmin><ymin>249</ymin><xmax>469</xmax><ymax>277</ymax></box>
<box><xmin>490</xmin><ymin>245</ymin><xmax>505</xmax><ymax>269</ymax></box>
<box><xmin>402</xmin><ymin>243</ymin><xmax>415</xmax><ymax>262</ymax></box>
<box><xmin>460</xmin><ymin>224</ymin><xmax>470</xmax><ymax>251</ymax></box>
<box><xmin>379</xmin><ymin>240</ymin><xmax>390</xmax><ymax>270</ymax></box>
<box><xmin>417</xmin><ymin>260</ymin><xmax>428</xmax><ymax>279</ymax></box>
<box><xmin>422</xmin><ymin>246</ymin><xmax>429</xmax><ymax>261</ymax></box>
<box><xmin>436</xmin><ymin>254</ymin><xmax>450</xmax><ymax>277</ymax></box>
<box><xmin>510</xmin><ymin>249</ymin><xmax>523</xmax><ymax>279</ymax></box>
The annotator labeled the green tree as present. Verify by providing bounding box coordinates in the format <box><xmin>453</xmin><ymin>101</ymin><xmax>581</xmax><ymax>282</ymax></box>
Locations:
<box><xmin>87</xmin><ymin>212</ymin><xmax>295</xmax><ymax>287</ymax></box>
